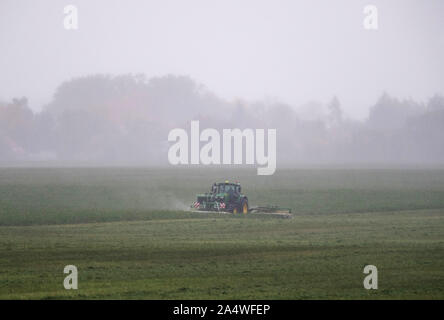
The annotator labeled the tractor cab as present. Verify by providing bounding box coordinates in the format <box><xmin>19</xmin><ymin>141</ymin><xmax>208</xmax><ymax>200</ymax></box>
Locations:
<box><xmin>213</xmin><ymin>182</ymin><xmax>240</xmax><ymax>195</ymax></box>
<box><xmin>194</xmin><ymin>181</ymin><xmax>249</xmax><ymax>214</ymax></box>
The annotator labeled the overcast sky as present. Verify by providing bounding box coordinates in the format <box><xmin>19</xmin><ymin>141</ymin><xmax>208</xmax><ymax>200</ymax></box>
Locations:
<box><xmin>0</xmin><ymin>0</ymin><xmax>443</xmax><ymax>118</ymax></box>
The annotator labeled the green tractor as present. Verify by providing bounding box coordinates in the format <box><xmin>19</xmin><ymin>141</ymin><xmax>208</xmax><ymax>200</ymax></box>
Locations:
<box><xmin>192</xmin><ymin>181</ymin><xmax>249</xmax><ymax>214</ymax></box>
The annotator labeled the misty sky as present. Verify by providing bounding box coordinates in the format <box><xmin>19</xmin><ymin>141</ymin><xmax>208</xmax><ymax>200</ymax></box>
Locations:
<box><xmin>0</xmin><ymin>0</ymin><xmax>443</xmax><ymax>118</ymax></box>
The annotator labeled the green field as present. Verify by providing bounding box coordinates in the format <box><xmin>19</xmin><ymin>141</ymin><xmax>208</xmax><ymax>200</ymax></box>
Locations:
<box><xmin>0</xmin><ymin>167</ymin><xmax>443</xmax><ymax>299</ymax></box>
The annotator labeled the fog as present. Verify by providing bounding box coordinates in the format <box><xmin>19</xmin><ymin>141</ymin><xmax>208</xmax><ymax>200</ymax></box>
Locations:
<box><xmin>0</xmin><ymin>1</ymin><xmax>443</xmax><ymax>166</ymax></box>
<box><xmin>1</xmin><ymin>74</ymin><xmax>443</xmax><ymax>166</ymax></box>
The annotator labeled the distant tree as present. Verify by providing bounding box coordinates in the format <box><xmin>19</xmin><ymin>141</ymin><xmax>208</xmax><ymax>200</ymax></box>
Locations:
<box><xmin>367</xmin><ymin>92</ymin><xmax>422</xmax><ymax>130</ymax></box>
<box><xmin>327</xmin><ymin>96</ymin><xmax>342</xmax><ymax>126</ymax></box>
<box><xmin>427</xmin><ymin>94</ymin><xmax>444</xmax><ymax>111</ymax></box>
<box><xmin>0</xmin><ymin>97</ymin><xmax>35</xmax><ymax>160</ymax></box>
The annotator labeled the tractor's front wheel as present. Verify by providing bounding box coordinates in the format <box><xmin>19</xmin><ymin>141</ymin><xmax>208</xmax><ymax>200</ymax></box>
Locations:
<box><xmin>241</xmin><ymin>199</ymin><xmax>249</xmax><ymax>214</ymax></box>
<box><xmin>228</xmin><ymin>203</ymin><xmax>238</xmax><ymax>214</ymax></box>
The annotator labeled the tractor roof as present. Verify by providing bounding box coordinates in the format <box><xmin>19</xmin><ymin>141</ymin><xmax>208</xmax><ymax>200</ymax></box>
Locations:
<box><xmin>216</xmin><ymin>181</ymin><xmax>239</xmax><ymax>186</ymax></box>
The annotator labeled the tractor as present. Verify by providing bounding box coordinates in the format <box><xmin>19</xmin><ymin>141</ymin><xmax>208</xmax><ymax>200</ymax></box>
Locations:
<box><xmin>192</xmin><ymin>181</ymin><xmax>249</xmax><ymax>214</ymax></box>
<box><xmin>191</xmin><ymin>181</ymin><xmax>292</xmax><ymax>217</ymax></box>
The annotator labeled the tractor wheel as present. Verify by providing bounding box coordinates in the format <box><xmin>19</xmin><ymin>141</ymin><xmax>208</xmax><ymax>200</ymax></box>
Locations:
<box><xmin>241</xmin><ymin>199</ymin><xmax>249</xmax><ymax>214</ymax></box>
<box><xmin>228</xmin><ymin>203</ymin><xmax>238</xmax><ymax>214</ymax></box>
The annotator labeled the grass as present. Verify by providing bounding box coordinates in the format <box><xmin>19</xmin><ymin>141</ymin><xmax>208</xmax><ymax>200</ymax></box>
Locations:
<box><xmin>0</xmin><ymin>167</ymin><xmax>443</xmax><ymax>299</ymax></box>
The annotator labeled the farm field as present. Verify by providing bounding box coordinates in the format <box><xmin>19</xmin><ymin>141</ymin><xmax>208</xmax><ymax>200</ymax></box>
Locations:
<box><xmin>0</xmin><ymin>167</ymin><xmax>443</xmax><ymax>299</ymax></box>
